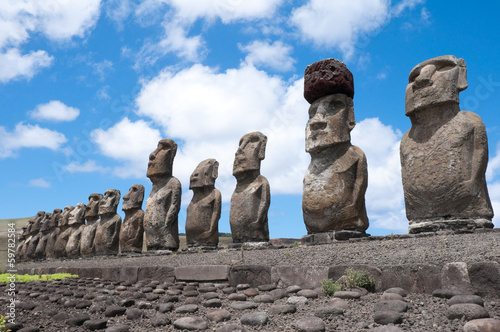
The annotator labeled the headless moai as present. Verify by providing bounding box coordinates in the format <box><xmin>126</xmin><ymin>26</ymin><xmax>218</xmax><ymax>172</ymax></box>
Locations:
<box><xmin>230</xmin><ymin>132</ymin><xmax>270</xmax><ymax>243</ymax></box>
<box><xmin>94</xmin><ymin>189</ymin><xmax>121</xmax><ymax>255</ymax></box>
<box><xmin>400</xmin><ymin>55</ymin><xmax>494</xmax><ymax>233</ymax></box>
<box><xmin>53</xmin><ymin>206</ymin><xmax>75</xmax><ymax>258</ymax></box>
<box><xmin>119</xmin><ymin>184</ymin><xmax>145</xmax><ymax>253</ymax></box>
<box><xmin>80</xmin><ymin>193</ymin><xmax>102</xmax><ymax>257</ymax></box>
<box><xmin>66</xmin><ymin>203</ymin><xmax>87</xmax><ymax>258</ymax></box>
<box><xmin>186</xmin><ymin>159</ymin><xmax>222</xmax><ymax>248</ymax></box>
<box><xmin>144</xmin><ymin>139</ymin><xmax>181</xmax><ymax>251</ymax></box>
<box><xmin>302</xmin><ymin>58</ymin><xmax>369</xmax><ymax>234</ymax></box>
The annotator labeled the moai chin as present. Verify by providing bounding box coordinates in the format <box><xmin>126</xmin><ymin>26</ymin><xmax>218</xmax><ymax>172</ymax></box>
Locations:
<box><xmin>229</xmin><ymin>132</ymin><xmax>270</xmax><ymax>243</ymax></box>
<box><xmin>53</xmin><ymin>206</ymin><xmax>75</xmax><ymax>258</ymax></box>
<box><xmin>94</xmin><ymin>189</ymin><xmax>121</xmax><ymax>255</ymax></box>
<box><xmin>302</xmin><ymin>58</ymin><xmax>369</xmax><ymax>235</ymax></box>
<box><xmin>119</xmin><ymin>184</ymin><xmax>145</xmax><ymax>253</ymax></box>
<box><xmin>400</xmin><ymin>55</ymin><xmax>494</xmax><ymax>233</ymax></box>
<box><xmin>80</xmin><ymin>193</ymin><xmax>102</xmax><ymax>257</ymax></box>
<box><xmin>186</xmin><ymin>159</ymin><xmax>222</xmax><ymax>248</ymax></box>
<box><xmin>144</xmin><ymin>139</ymin><xmax>181</xmax><ymax>251</ymax></box>
<box><xmin>66</xmin><ymin>203</ymin><xmax>87</xmax><ymax>258</ymax></box>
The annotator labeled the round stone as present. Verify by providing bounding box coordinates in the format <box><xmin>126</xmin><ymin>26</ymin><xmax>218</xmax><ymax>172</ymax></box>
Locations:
<box><xmin>297</xmin><ymin>289</ymin><xmax>319</xmax><ymax>299</ymax></box>
<box><xmin>448</xmin><ymin>295</ymin><xmax>484</xmax><ymax>307</ymax></box>
<box><xmin>240</xmin><ymin>312</ymin><xmax>268</xmax><ymax>326</ymax></box>
<box><xmin>286</xmin><ymin>285</ymin><xmax>301</xmax><ymax>294</ymax></box>
<box><xmin>314</xmin><ymin>306</ymin><xmax>344</xmax><ymax>319</ymax></box>
<box><xmin>333</xmin><ymin>291</ymin><xmax>361</xmax><ymax>299</ymax></box>
<box><xmin>125</xmin><ymin>308</ymin><xmax>142</xmax><ymax>320</ymax></box>
<box><xmin>268</xmin><ymin>304</ymin><xmax>297</xmax><ymax>316</ymax></box>
<box><xmin>294</xmin><ymin>317</ymin><xmax>326</xmax><ymax>332</ymax></box>
<box><xmin>447</xmin><ymin>303</ymin><xmax>489</xmax><ymax>320</ymax></box>
<box><xmin>374</xmin><ymin>311</ymin><xmax>403</xmax><ymax>325</ymax></box>
<box><xmin>384</xmin><ymin>287</ymin><xmax>408</xmax><ymax>297</ymax></box>
<box><xmin>304</xmin><ymin>58</ymin><xmax>354</xmax><ymax>103</ymax></box>
<box><xmin>373</xmin><ymin>300</ymin><xmax>408</xmax><ymax>313</ymax></box>
<box><xmin>380</xmin><ymin>293</ymin><xmax>404</xmax><ymax>301</ymax></box>
<box><xmin>463</xmin><ymin>318</ymin><xmax>500</xmax><ymax>332</ymax></box>
<box><xmin>230</xmin><ymin>302</ymin><xmax>259</xmax><ymax>310</ymax></box>
<box><xmin>173</xmin><ymin>317</ymin><xmax>208</xmax><ymax>330</ymax></box>
<box><xmin>287</xmin><ymin>296</ymin><xmax>308</xmax><ymax>305</ymax></box>
<box><xmin>176</xmin><ymin>304</ymin><xmax>199</xmax><ymax>313</ymax></box>
<box><xmin>228</xmin><ymin>293</ymin><xmax>247</xmax><ymax>301</ymax></box>
<box><xmin>254</xmin><ymin>295</ymin><xmax>274</xmax><ymax>303</ymax></box>
<box><xmin>207</xmin><ymin>309</ymin><xmax>231</xmax><ymax>322</ymax></box>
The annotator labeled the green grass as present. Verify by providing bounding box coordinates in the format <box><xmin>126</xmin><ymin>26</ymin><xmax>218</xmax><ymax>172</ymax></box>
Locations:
<box><xmin>0</xmin><ymin>273</ymin><xmax>78</xmax><ymax>283</ymax></box>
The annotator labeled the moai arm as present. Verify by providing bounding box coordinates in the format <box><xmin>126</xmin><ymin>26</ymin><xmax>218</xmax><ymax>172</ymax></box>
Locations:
<box><xmin>351</xmin><ymin>147</ymin><xmax>368</xmax><ymax>213</ymax></box>
<box><xmin>165</xmin><ymin>179</ymin><xmax>182</xmax><ymax>228</ymax></box>
<box><xmin>467</xmin><ymin>112</ymin><xmax>489</xmax><ymax>184</ymax></box>
<box><xmin>252</xmin><ymin>178</ymin><xmax>270</xmax><ymax>229</ymax></box>
<box><xmin>209</xmin><ymin>190</ymin><xmax>222</xmax><ymax>237</ymax></box>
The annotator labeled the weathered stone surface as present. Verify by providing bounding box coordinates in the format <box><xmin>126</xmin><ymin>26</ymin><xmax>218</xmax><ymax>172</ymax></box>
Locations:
<box><xmin>66</xmin><ymin>203</ymin><xmax>86</xmax><ymax>258</ymax></box>
<box><xmin>126</xmin><ymin>308</ymin><xmax>142</xmax><ymax>320</ymax></box>
<box><xmin>119</xmin><ymin>184</ymin><xmax>145</xmax><ymax>253</ymax></box>
<box><xmin>144</xmin><ymin>139</ymin><xmax>181</xmax><ymax>251</ymax></box>
<box><xmin>254</xmin><ymin>294</ymin><xmax>274</xmax><ymax>303</ymax></box>
<box><xmin>230</xmin><ymin>302</ymin><xmax>258</xmax><ymax>310</ymax></box>
<box><xmin>53</xmin><ymin>206</ymin><xmax>75</xmax><ymax>258</ymax></box>
<box><xmin>374</xmin><ymin>311</ymin><xmax>403</xmax><ymax>325</ymax></box>
<box><xmin>104</xmin><ymin>305</ymin><xmax>126</xmax><ymax>317</ymax></box>
<box><xmin>287</xmin><ymin>296</ymin><xmax>308</xmax><ymax>305</ymax></box>
<box><xmin>432</xmin><ymin>288</ymin><xmax>462</xmax><ymax>299</ymax></box>
<box><xmin>268</xmin><ymin>304</ymin><xmax>296</xmax><ymax>315</ymax></box>
<box><xmin>81</xmin><ymin>193</ymin><xmax>102</xmax><ymax>257</ymax></box>
<box><xmin>175</xmin><ymin>304</ymin><xmax>198</xmax><ymax>313</ymax></box>
<box><xmin>229</xmin><ymin>265</ymin><xmax>271</xmax><ymax>287</ymax></box>
<box><xmin>151</xmin><ymin>313</ymin><xmax>170</xmax><ymax>327</ymax></box>
<box><xmin>173</xmin><ymin>317</ymin><xmax>208</xmax><ymax>330</ymax></box>
<box><xmin>373</xmin><ymin>300</ymin><xmax>408</xmax><ymax>313</ymax></box>
<box><xmin>240</xmin><ymin>312</ymin><xmax>268</xmax><ymax>326</ymax></box>
<box><xmin>83</xmin><ymin>319</ymin><xmax>108</xmax><ymax>330</ymax></box>
<box><xmin>400</xmin><ymin>55</ymin><xmax>493</xmax><ymax>233</ymax></box>
<box><xmin>384</xmin><ymin>287</ymin><xmax>408</xmax><ymax>297</ymax></box>
<box><xmin>333</xmin><ymin>291</ymin><xmax>361</xmax><ymax>299</ymax></box>
<box><xmin>463</xmin><ymin>318</ymin><xmax>500</xmax><ymax>332</ymax></box>
<box><xmin>297</xmin><ymin>289</ymin><xmax>319</xmax><ymax>299</ymax></box>
<box><xmin>175</xmin><ymin>265</ymin><xmax>229</xmax><ymax>281</ymax></box>
<box><xmin>441</xmin><ymin>262</ymin><xmax>473</xmax><ymax>293</ymax></box>
<box><xmin>314</xmin><ymin>306</ymin><xmax>344</xmax><ymax>319</ymax></box>
<box><xmin>186</xmin><ymin>159</ymin><xmax>221</xmax><ymax>248</ymax></box>
<box><xmin>468</xmin><ymin>262</ymin><xmax>500</xmax><ymax>298</ymax></box>
<box><xmin>304</xmin><ymin>58</ymin><xmax>354</xmax><ymax>103</ymax></box>
<box><xmin>380</xmin><ymin>293</ymin><xmax>404</xmax><ymax>301</ymax></box>
<box><xmin>294</xmin><ymin>316</ymin><xmax>326</xmax><ymax>332</ymax></box>
<box><xmin>228</xmin><ymin>293</ymin><xmax>247</xmax><ymax>301</ymax></box>
<box><xmin>216</xmin><ymin>323</ymin><xmax>248</xmax><ymax>332</ymax></box>
<box><xmin>67</xmin><ymin>313</ymin><xmax>90</xmax><ymax>326</ymax></box>
<box><xmin>448</xmin><ymin>295</ymin><xmax>484</xmax><ymax>307</ymax></box>
<box><xmin>380</xmin><ymin>264</ymin><xmax>441</xmax><ymax>294</ymax></box>
<box><xmin>230</xmin><ymin>132</ymin><xmax>270</xmax><ymax>243</ymax></box>
<box><xmin>36</xmin><ymin>210</ymin><xmax>59</xmax><ymax>259</ymax></box>
<box><xmin>207</xmin><ymin>309</ymin><xmax>231</xmax><ymax>322</ymax></box>
<box><xmin>94</xmin><ymin>189</ymin><xmax>121</xmax><ymax>255</ymax></box>
<box><xmin>303</xmin><ymin>59</ymin><xmax>368</xmax><ymax>234</ymax></box>
<box><xmin>243</xmin><ymin>288</ymin><xmax>259</xmax><ymax>297</ymax></box>
<box><xmin>272</xmin><ymin>266</ymin><xmax>329</xmax><ymax>289</ymax></box>
<box><xmin>447</xmin><ymin>303</ymin><xmax>489</xmax><ymax>320</ymax></box>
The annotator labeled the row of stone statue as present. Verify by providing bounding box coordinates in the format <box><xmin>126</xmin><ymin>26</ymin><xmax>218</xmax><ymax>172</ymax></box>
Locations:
<box><xmin>18</xmin><ymin>54</ymin><xmax>496</xmax><ymax>260</ymax></box>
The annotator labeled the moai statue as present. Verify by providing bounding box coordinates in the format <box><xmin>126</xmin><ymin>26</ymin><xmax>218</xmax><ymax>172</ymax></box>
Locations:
<box><xmin>16</xmin><ymin>224</ymin><xmax>30</xmax><ymax>261</ymax></box>
<box><xmin>186</xmin><ymin>159</ymin><xmax>222</xmax><ymax>248</ymax></box>
<box><xmin>53</xmin><ymin>206</ymin><xmax>75</xmax><ymax>258</ymax></box>
<box><xmin>44</xmin><ymin>209</ymin><xmax>62</xmax><ymax>259</ymax></box>
<box><xmin>302</xmin><ymin>58</ymin><xmax>369</xmax><ymax>235</ymax></box>
<box><xmin>80</xmin><ymin>193</ymin><xmax>102</xmax><ymax>257</ymax></box>
<box><xmin>119</xmin><ymin>184</ymin><xmax>145</xmax><ymax>253</ymax></box>
<box><xmin>34</xmin><ymin>212</ymin><xmax>53</xmax><ymax>260</ymax></box>
<box><xmin>25</xmin><ymin>211</ymin><xmax>47</xmax><ymax>260</ymax></box>
<box><xmin>400</xmin><ymin>55</ymin><xmax>494</xmax><ymax>233</ymax></box>
<box><xmin>66</xmin><ymin>203</ymin><xmax>87</xmax><ymax>258</ymax></box>
<box><xmin>144</xmin><ymin>139</ymin><xmax>181</xmax><ymax>251</ymax></box>
<box><xmin>94</xmin><ymin>189</ymin><xmax>122</xmax><ymax>255</ymax></box>
<box><xmin>230</xmin><ymin>132</ymin><xmax>270</xmax><ymax>243</ymax></box>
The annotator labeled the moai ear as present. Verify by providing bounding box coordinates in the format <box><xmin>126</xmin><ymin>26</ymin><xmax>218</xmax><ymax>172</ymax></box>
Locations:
<box><xmin>457</xmin><ymin>58</ymin><xmax>468</xmax><ymax>92</ymax></box>
<box><xmin>211</xmin><ymin>160</ymin><xmax>219</xmax><ymax>180</ymax></box>
<box><xmin>346</xmin><ymin>98</ymin><xmax>356</xmax><ymax>131</ymax></box>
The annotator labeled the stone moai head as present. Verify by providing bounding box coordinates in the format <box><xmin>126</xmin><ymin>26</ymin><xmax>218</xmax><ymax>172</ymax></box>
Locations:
<box><xmin>99</xmin><ymin>189</ymin><xmax>121</xmax><ymax>216</ymax></box>
<box><xmin>233</xmin><ymin>132</ymin><xmax>267</xmax><ymax>178</ymax></box>
<box><xmin>24</xmin><ymin>220</ymin><xmax>33</xmax><ymax>236</ymax></box>
<box><xmin>68</xmin><ymin>203</ymin><xmax>86</xmax><ymax>226</ymax></box>
<box><xmin>304</xmin><ymin>58</ymin><xmax>356</xmax><ymax>154</ymax></box>
<box><xmin>405</xmin><ymin>55</ymin><xmax>467</xmax><ymax>116</ymax></box>
<box><xmin>147</xmin><ymin>139</ymin><xmax>177</xmax><ymax>179</ymax></box>
<box><xmin>31</xmin><ymin>211</ymin><xmax>46</xmax><ymax>234</ymax></box>
<box><xmin>190</xmin><ymin>159</ymin><xmax>219</xmax><ymax>189</ymax></box>
<box><xmin>60</xmin><ymin>206</ymin><xmax>75</xmax><ymax>227</ymax></box>
<box><xmin>41</xmin><ymin>210</ymin><xmax>59</xmax><ymax>233</ymax></box>
<box><xmin>122</xmin><ymin>184</ymin><xmax>145</xmax><ymax>211</ymax></box>
<box><xmin>85</xmin><ymin>193</ymin><xmax>103</xmax><ymax>222</ymax></box>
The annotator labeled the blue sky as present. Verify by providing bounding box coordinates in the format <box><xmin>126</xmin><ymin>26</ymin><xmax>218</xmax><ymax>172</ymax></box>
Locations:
<box><xmin>1</xmin><ymin>0</ymin><xmax>499</xmax><ymax>238</ymax></box>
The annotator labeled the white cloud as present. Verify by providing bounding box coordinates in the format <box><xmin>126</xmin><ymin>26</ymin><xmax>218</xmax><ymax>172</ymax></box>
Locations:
<box><xmin>0</xmin><ymin>0</ymin><xmax>101</xmax><ymax>83</ymax></box>
<box><xmin>90</xmin><ymin>118</ymin><xmax>162</xmax><ymax>178</ymax></box>
<box><xmin>0</xmin><ymin>48</ymin><xmax>53</xmax><ymax>83</ymax></box>
<box><xmin>105</xmin><ymin>0</ymin><xmax>132</xmax><ymax>30</ymax></box>
<box><xmin>91</xmin><ymin>59</ymin><xmax>113</xmax><ymax>81</ymax></box>
<box><xmin>28</xmin><ymin>178</ymin><xmax>51</xmax><ymax>188</ymax></box>
<box><xmin>239</xmin><ymin>40</ymin><xmax>295</xmax><ymax>72</ymax></box>
<box><xmin>28</xmin><ymin>100</ymin><xmax>80</xmax><ymax>122</ymax></box>
<box><xmin>290</xmin><ymin>0</ymin><xmax>422</xmax><ymax>58</ymax></box>
<box><xmin>488</xmin><ymin>181</ymin><xmax>500</xmax><ymax>228</ymax></box>
<box><xmin>0</xmin><ymin>122</ymin><xmax>67</xmax><ymax>158</ymax></box>
<box><xmin>63</xmin><ymin>160</ymin><xmax>109</xmax><ymax>173</ymax></box>
<box><xmin>136</xmin><ymin>63</ymin><xmax>309</xmax><ymax>201</ymax></box>
<box><xmin>352</xmin><ymin>118</ymin><xmax>407</xmax><ymax>233</ymax></box>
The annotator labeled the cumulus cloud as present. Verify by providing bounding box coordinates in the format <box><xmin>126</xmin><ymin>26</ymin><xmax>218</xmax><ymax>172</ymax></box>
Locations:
<box><xmin>28</xmin><ymin>178</ymin><xmax>51</xmax><ymax>188</ymax></box>
<box><xmin>290</xmin><ymin>0</ymin><xmax>422</xmax><ymax>58</ymax></box>
<box><xmin>486</xmin><ymin>141</ymin><xmax>500</xmax><ymax>182</ymax></box>
<box><xmin>0</xmin><ymin>122</ymin><xmax>67</xmax><ymax>158</ymax></box>
<box><xmin>0</xmin><ymin>48</ymin><xmax>53</xmax><ymax>83</ymax></box>
<box><xmin>90</xmin><ymin>118</ymin><xmax>162</xmax><ymax>178</ymax></box>
<box><xmin>239</xmin><ymin>40</ymin><xmax>295</xmax><ymax>72</ymax></box>
<box><xmin>0</xmin><ymin>0</ymin><xmax>101</xmax><ymax>82</ymax></box>
<box><xmin>63</xmin><ymin>160</ymin><xmax>109</xmax><ymax>174</ymax></box>
<box><xmin>488</xmin><ymin>181</ymin><xmax>500</xmax><ymax>228</ymax></box>
<box><xmin>352</xmin><ymin>118</ymin><xmax>406</xmax><ymax>233</ymax></box>
<box><xmin>135</xmin><ymin>62</ymin><xmax>307</xmax><ymax>201</ymax></box>
<box><xmin>28</xmin><ymin>100</ymin><xmax>80</xmax><ymax>122</ymax></box>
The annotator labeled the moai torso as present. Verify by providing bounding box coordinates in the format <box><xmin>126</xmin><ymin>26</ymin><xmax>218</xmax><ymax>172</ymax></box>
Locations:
<box><xmin>94</xmin><ymin>189</ymin><xmax>121</xmax><ymax>255</ymax></box>
<box><xmin>119</xmin><ymin>184</ymin><xmax>145</xmax><ymax>253</ymax></box>
<box><xmin>26</xmin><ymin>212</ymin><xmax>46</xmax><ymax>260</ymax></box>
<box><xmin>80</xmin><ymin>193</ymin><xmax>102</xmax><ymax>257</ymax></box>
<box><xmin>66</xmin><ymin>203</ymin><xmax>86</xmax><ymax>258</ymax></box>
<box><xmin>186</xmin><ymin>159</ymin><xmax>222</xmax><ymax>247</ymax></box>
<box><xmin>44</xmin><ymin>209</ymin><xmax>62</xmax><ymax>259</ymax></box>
<box><xmin>54</xmin><ymin>206</ymin><xmax>75</xmax><ymax>258</ymax></box>
<box><xmin>229</xmin><ymin>132</ymin><xmax>270</xmax><ymax>243</ymax></box>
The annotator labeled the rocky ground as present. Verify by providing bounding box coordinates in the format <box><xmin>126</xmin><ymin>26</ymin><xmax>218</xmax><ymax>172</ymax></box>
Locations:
<box><xmin>4</xmin><ymin>229</ymin><xmax>500</xmax><ymax>331</ymax></box>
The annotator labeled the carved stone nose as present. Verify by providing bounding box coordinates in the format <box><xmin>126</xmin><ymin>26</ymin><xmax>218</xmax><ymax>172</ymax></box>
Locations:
<box><xmin>310</xmin><ymin>121</ymin><xmax>327</xmax><ymax>131</ymax></box>
<box><xmin>413</xmin><ymin>77</ymin><xmax>433</xmax><ymax>89</ymax></box>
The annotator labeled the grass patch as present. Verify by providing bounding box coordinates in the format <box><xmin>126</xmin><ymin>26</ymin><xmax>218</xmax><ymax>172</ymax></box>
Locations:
<box><xmin>321</xmin><ymin>267</ymin><xmax>376</xmax><ymax>296</ymax></box>
<box><xmin>0</xmin><ymin>273</ymin><xmax>78</xmax><ymax>283</ymax></box>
